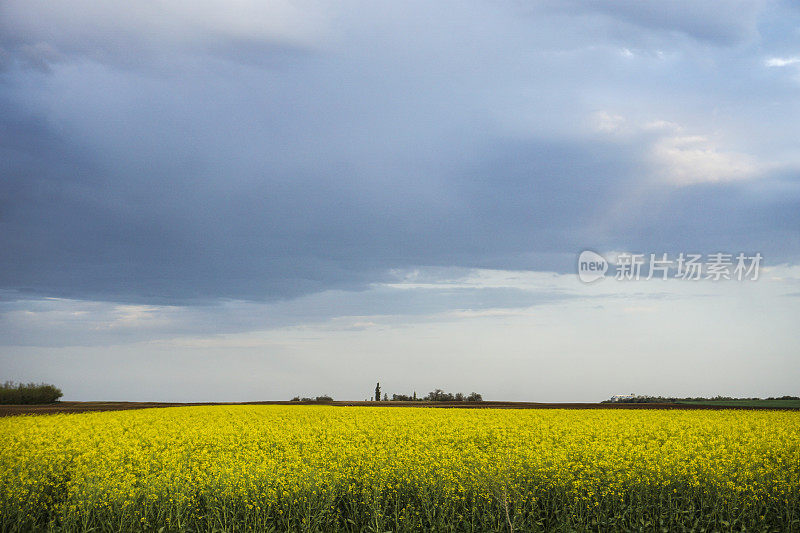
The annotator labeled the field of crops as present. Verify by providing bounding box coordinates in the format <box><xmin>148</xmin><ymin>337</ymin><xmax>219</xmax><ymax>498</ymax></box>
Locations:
<box><xmin>1</xmin><ymin>406</ymin><xmax>798</xmax><ymax>532</ymax></box>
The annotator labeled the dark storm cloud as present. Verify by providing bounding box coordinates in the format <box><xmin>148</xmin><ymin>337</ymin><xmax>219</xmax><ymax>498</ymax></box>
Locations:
<box><xmin>1</xmin><ymin>0</ymin><xmax>799</xmax><ymax>304</ymax></box>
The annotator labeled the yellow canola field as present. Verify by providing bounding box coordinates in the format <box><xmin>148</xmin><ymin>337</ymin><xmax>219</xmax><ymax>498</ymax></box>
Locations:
<box><xmin>1</xmin><ymin>406</ymin><xmax>799</xmax><ymax>531</ymax></box>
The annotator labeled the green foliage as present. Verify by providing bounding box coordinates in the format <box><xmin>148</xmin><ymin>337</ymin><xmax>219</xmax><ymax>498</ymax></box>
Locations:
<box><xmin>388</xmin><ymin>390</ymin><xmax>483</xmax><ymax>402</ymax></box>
<box><xmin>423</xmin><ymin>389</ymin><xmax>483</xmax><ymax>402</ymax></box>
<box><xmin>0</xmin><ymin>381</ymin><xmax>62</xmax><ymax>404</ymax></box>
<box><xmin>390</xmin><ymin>393</ymin><xmax>419</xmax><ymax>401</ymax></box>
<box><xmin>289</xmin><ymin>395</ymin><xmax>333</xmax><ymax>402</ymax></box>
<box><xmin>3</xmin><ymin>481</ymin><xmax>796</xmax><ymax>532</ymax></box>
<box><xmin>603</xmin><ymin>394</ymin><xmax>800</xmax><ymax>406</ymax></box>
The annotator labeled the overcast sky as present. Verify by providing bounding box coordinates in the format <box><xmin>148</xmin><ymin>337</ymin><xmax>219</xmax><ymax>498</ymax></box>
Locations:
<box><xmin>1</xmin><ymin>0</ymin><xmax>799</xmax><ymax>402</ymax></box>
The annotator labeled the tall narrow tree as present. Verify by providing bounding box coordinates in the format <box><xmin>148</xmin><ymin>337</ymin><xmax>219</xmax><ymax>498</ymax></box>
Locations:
<box><xmin>375</xmin><ymin>382</ymin><xmax>381</xmax><ymax>402</ymax></box>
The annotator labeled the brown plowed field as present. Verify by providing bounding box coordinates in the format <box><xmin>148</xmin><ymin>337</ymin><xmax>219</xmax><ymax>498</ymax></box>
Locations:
<box><xmin>2</xmin><ymin>400</ymin><xmax>796</xmax><ymax>417</ymax></box>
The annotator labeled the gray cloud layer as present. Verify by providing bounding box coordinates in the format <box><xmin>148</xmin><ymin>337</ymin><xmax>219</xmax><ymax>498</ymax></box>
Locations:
<box><xmin>2</xmin><ymin>0</ymin><xmax>799</xmax><ymax>304</ymax></box>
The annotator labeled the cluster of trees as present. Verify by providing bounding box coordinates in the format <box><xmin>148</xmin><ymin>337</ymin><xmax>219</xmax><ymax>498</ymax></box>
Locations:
<box><xmin>290</xmin><ymin>395</ymin><xmax>333</xmax><ymax>402</ymax></box>
<box><xmin>603</xmin><ymin>395</ymin><xmax>680</xmax><ymax>404</ymax></box>
<box><xmin>0</xmin><ymin>382</ymin><xmax>63</xmax><ymax>404</ymax></box>
<box><xmin>766</xmin><ymin>395</ymin><xmax>800</xmax><ymax>400</ymax></box>
<box><xmin>423</xmin><ymin>389</ymin><xmax>483</xmax><ymax>402</ymax></box>
<box><xmin>287</xmin><ymin>387</ymin><xmax>484</xmax><ymax>403</ymax></box>
<box><xmin>390</xmin><ymin>393</ymin><xmax>417</xmax><ymax>401</ymax></box>
<box><xmin>374</xmin><ymin>383</ymin><xmax>482</xmax><ymax>402</ymax></box>
<box><xmin>603</xmin><ymin>394</ymin><xmax>800</xmax><ymax>404</ymax></box>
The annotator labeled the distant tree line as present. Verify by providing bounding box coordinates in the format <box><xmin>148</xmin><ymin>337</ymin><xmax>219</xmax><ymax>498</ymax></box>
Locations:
<box><xmin>602</xmin><ymin>395</ymin><xmax>800</xmax><ymax>404</ymax></box>
<box><xmin>766</xmin><ymin>395</ymin><xmax>800</xmax><ymax>400</ymax></box>
<box><xmin>288</xmin><ymin>388</ymin><xmax>484</xmax><ymax>402</ymax></box>
<box><xmin>383</xmin><ymin>389</ymin><xmax>483</xmax><ymax>402</ymax></box>
<box><xmin>0</xmin><ymin>381</ymin><xmax>63</xmax><ymax>404</ymax></box>
<box><xmin>602</xmin><ymin>395</ymin><xmax>683</xmax><ymax>404</ymax></box>
<box><xmin>290</xmin><ymin>395</ymin><xmax>333</xmax><ymax>403</ymax></box>
<box><xmin>390</xmin><ymin>393</ymin><xmax>417</xmax><ymax>401</ymax></box>
<box><xmin>422</xmin><ymin>389</ymin><xmax>483</xmax><ymax>402</ymax></box>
